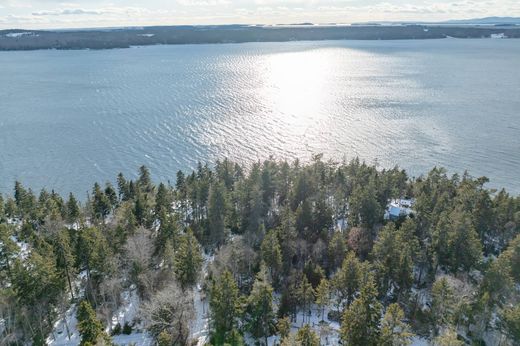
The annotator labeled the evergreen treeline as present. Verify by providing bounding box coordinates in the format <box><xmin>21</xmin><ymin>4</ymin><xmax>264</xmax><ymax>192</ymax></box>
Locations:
<box><xmin>0</xmin><ymin>156</ymin><xmax>519</xmax><ymax>345</ymax></box>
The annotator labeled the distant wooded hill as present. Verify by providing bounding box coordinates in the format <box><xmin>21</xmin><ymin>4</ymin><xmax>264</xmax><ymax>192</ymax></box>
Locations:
<box><xmin>1</xmin><ymin>24</ymin><xmax>520</xmax><ymax>51</ymax></box>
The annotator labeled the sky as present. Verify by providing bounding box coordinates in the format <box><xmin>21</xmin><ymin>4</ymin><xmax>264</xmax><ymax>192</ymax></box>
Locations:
<box><xmin>1</xmin><ymin>0</ymin><xmax>519</xmax><ymax>30</ymax></box>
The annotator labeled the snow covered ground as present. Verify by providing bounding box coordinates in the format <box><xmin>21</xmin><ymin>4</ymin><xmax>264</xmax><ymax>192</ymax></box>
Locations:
<box><xmin>47</xmin><ymin>282</ymin><xmax>153</xmax><ymax>346</ymax></box>
<box><xmin>191</xmin><ymin>253</ymin><xmax>213</xmax><ymax>345</ymax></box>
<box><xmin>47</xmin><ymin>305</ymin><xmax>79</xmax><ymax>346</ymax></box>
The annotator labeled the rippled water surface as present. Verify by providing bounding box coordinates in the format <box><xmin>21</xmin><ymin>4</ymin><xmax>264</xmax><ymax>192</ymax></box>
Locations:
<box><xmin>1</xmin><ymin>39</ymin><xmax>519</xmax><ymax>196</ymax></box>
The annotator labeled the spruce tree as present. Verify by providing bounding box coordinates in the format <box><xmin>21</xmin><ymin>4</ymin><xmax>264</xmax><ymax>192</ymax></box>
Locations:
<box><xmin>77</xmin><ymin>300</ymin><xmax>112</xmax><ymax>346</ymax></box>
<box><xmin>379</xmin><ymin>303</ymin><xmax>414</xmax><ymax>346</ymax></box>
<box><xmin>296</xmin><ymin>275</ymin><xmax>315</xmax><ymax>325</ymax></box>
<box><xmin>431</xmin><ymin>277</ymin><xmax>456</xmax><ymax>334</ymax></box>
<box><xmin>260</xmin><ymin>229</ymin><xmax>282</xmax><ymax>284</ymax></box>
<box><xmin>315</xmin><ymin>278</ymin><xmax>330</xmax><ymax>321</ymax></box>
<box><xmin>340</xmin><ymin>276</ymin><xmax>382</xmax><ymax>346</ymax></box>
<box><xmin>333</xmin><ymin>251</ymin><xmax>362</xmax><ymax>309</ymax></box>
<box><xmin>66</xmin><ymin>192</ymin><xmax>80</xmax><ymax>224</ymax></box>
<box><xmin>501</xmin><ymin>304</ymin><xmax>520</xmax><ymax>342</ymax></box>
<box><xmin>174</xmin><ymin>229</ymin><xmax>202</xmax><ymax>287</ymax></box>
<box><xmin>245</xmin><ymin>265</ymin><xmax>275</xmax><ymax>345</ymax></box>
<box><xmin>295</xmin><ymin>324</ymin><xmax>320</xmax><ymax>346</ymax></box>
<box><xmin>210</xmin><ymin>270</ymin><xmax>241</xmax><ymax>342</ymax></box>
<box><xmin>208</xmin><ymin>182</ymin><xmax>228</xmax><ymax>248</ymax></box>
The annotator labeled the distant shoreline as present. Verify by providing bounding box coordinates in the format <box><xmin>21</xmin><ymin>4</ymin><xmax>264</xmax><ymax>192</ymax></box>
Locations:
<box><xmin>1</xmin><ymin>24</ymin><xmax>520</xmax><ymax>51</ymax></box>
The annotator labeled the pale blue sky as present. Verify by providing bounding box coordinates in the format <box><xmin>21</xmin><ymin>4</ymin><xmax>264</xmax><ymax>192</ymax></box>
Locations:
<box><xmin>1</xmin><ymin>0</ymin><xmax>519</xmax><ymax>29</ymax></box>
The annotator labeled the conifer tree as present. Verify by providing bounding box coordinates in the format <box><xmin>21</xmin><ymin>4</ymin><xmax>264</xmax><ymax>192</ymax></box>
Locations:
<box><xmin>261</xmin><ymin>229</ymin><xmax>282</xmax><ymax>284</ymax></box>
<box><xmin>295</xmin><ymin>324</ymin><xmax>320</xmax><ymax>346</ymax></box>
<box><xmin>77</xmin><ymin>300</ymin><xmax>112</xmax><ymax>346</ymax></box>
<box><xmin>328</xmin><ymin>230</ymin><xmax>347</xmax><ymax>270</ymax></box>
<box><xmin>315</xmin><ymin>278</ymin><xmax>330</xmax><ymax>321</ymax></box>
<box><xmin>174</xmin><ymin>229</ymin><xmax>202</xmax><ymax>287</ymax></box>
<box><xmin>333</xmin><ymin>251</ymin><xmax>362</xmax><ymax>309</ymax></box>
<box><xmin>245</xmin><ymin>265</ymin><xmax>275</xmax><ymax>345</ymax></box>
<box><xmin>66</xmin><ymin>192</ymin><xmax>80</xmax><ymax>224</ymax></box>
<box><xmin>446</xmin><ymin>209</ymin><xmax>482</xmax><ymax>272</ymax></box>
<box><xmin>92</xmin><ymin>183</ymin><xmax>111</xmax><ymax>221</ymax></box>
<box><xmin>77</xmin><ymin>227</ymin><xmax>112</xmax><ymax>281</ymax></box>
<box><xmin>379</xmin><ymin>303</ymin><xmax>414</xmax><ymax>346</ymax></box>
<box><xmin>340</xmin><ymin>276</ymin><xmax>382</xmax><ymax>346</ymax></box>
<box><xmin>116</xmin><ymin>173</ymin><xmax>129</xmax><ymax>201</ymax></box>
<box><xmin>431</xmin><ymin>277</ymin><xmax>456</xmax><ymax>334</ymax></box>
<box><xmin>138</xmin><ymin>165</ymin><xmax>153</xmax><ymax>193</ymax></box>
<box><xmin>154</xmin><ymin>182</ymin><xmax>171</xmax><ymax>218</ymax></box>
<box><xmin>0</xmin><ymin>224</ymin><xmax>17</xmax><ymax>281</ymax></box>
<box><xmin>433</xmin><ymin>327</ymin><xmax>463</xmax><ymax>346</ymax></box>
<box><xmin>296</xmin><ymin>275</ymin><xmax>315</xmax><ymax>325</ymax></box>
<box><xmin>210</xmin><ymin>270</ymin><xmax>241</xmax><ymax>342</ymax></box>
<box><xmin>53</xmin><ymin>229</ymin><xmax>77</xmax><ymax>299</ymax></box>
<box><xmin>501</xmin><ymin>304</ymin><xmax>520</xmax><ymax>342</ymax></box>
<box><xmin>277</xmin><ymin>317</ymin><xmax>291</xmax><ymax>341</ymax></box>
<box><xmin>208</xmin><ymin>182</ymin><xmax>228</xmax><ymax>248</ymax></box>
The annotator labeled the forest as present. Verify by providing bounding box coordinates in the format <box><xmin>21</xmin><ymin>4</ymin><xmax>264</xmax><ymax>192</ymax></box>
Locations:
<box><xmin>0</xmin><ymin>156</ymin><xmax>519</xmax><ymax>345</ymax></box>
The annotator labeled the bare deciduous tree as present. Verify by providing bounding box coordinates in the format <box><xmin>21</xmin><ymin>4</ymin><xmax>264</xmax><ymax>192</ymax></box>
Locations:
<box><xmin>141</xmin><ymin>282</ymin><xmax>194</xmax><ymax>345</ymax></box>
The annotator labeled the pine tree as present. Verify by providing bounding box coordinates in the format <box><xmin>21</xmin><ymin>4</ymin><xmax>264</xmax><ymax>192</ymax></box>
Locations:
<box><xmin>245</xmin><ymin>265</ymin><xmax>275</xmax><ymax>345</ymax></box>
<box><xmin>295</xmin><ymin>324</ymin><xmax>320</xmax><ymax>346</ymax></box>
<box><xmin>379</xmin><ymin>303</ymin><xmax>414</xmax><ymax>346</ymax></box>
<box><xmin>138</xmin><ymin>165</ymin><xmax>153</xmax><ymax>193</ymax></box>
<box><xmin>277</xmin><ymin>317</ymin><xmax>291</xmax><ymax>341</ymax></box>
<box><xmin>154</xmin><ymin>182</ymin><xmax>171</xmax><ymax>218</ymax></box>
<box><xmin>501</xmin><ymin>304</ymin><xmax>520</xmax><ymax>342</ymax></box>
<box><xmin>295</xmin><ymin>199</ymin><xmax>313</xmax><ymax>237</ymax></box>
<box><xmin>433</xmin><ymin>327</ymin><xmax>463</xmax><ymax>346</ymax></box>
<box><xmin>431</xmin><ymin>277</ymin><xmax>456</xmax><ymax>334</ymax></box>
<box><xmin>53</xmin><ymin>229</ymin><xmax>77</xmax><ymax>299</ymax></box>
<box><xmin>92</xmin><ymin>183</ymin><xmax>111</xmax><ymax>221</ymax></box>
<box><xmin>210</xmin><ymin>270</ymin><xmax>241</xmax><ymax>341</ymax></box>
<box><xmin>77</xmin><ymin>300</ymin><xmax>112</xmax><ymax>346</ymax></box>
<box><xmin>340</xmin><ymin>276</ymin><xmax>382</xmax><ymax>346</ymax></box>
<box><xmin>66</xmin><ymin>192</ymin><xmax>80</xmax><ymax>224</ymax></box>
<box><xmin>12</xmin><ymin>250</ymin><xmax>64</xmax><ymax>307</ymax></box>
<box><xmin>315</xmin><ymin>278</ymin><xmax>330</xmax><ymax>321</ymax></box>
<box><xmin>261</xmin><ymin>229</ymin><xmax>282</xmax><ymax>284</ymax></box>
<box><xmin>0</xmin><ymin>194</ymin><xmax>5</xmax><ymax>221</ymax></box>
<box><xmin>333</xmin><ymin>251</ymin><xmax>362</xmax><ymax>309</ymax></box>
<box><xmin>328</xmin><ymin>230</ymin><xmax>347</xmax><ymax>270</ymax></box>
<box><xmin>447</xmin><ymin>209</ymin><xmax>482</xmax><ymax>272</ymax></box>
<box><xmin>77</xmin><ymin>227</ymin><xmax>112</xmax><ymax>281</ymax></box>
<box><xmin>104</xmin><ymin>183</ymin><xmax>118</xmax><ymax>209</ymax></box>
<box><xmin>481</xmin><ymin>253</ymin><xmax>514</xmax><ymax>306</ymax></box>
<box><xmin>372</xmin><ymin>220</ymin><xmax>418</xmax><ymax>297</ymax></box>
<box><xmin>116</xmin><ymin>173</ymin><xmax>129</xmax><ymax>201</ymax></box>
<box><xmin>175</xmin><ymin>170</ymin><xmax>186</xmax><ymax>198</ymax></box>
<box><xmin>208</xmin><ymin>182</ymin><xmax>228</xmax><ymax>248</ymax></box>
<box><xmin>174</xmin><ymin>229</ymin><xmax>202</xmax><ymax>287</ymax></box>
<box><xmin>154</xmin><ymin>213</ymin><xmax>179</xmax><ymax>256</ymax></box>
<box><xmin>296</xmin><ymin>275</ymin><xmax>315</xmax><ymax>325</ymax></box>
<box><xmin>0</xmin><ymin>224</ymin><xmax>18</xmax><ymax>281</ymax></box>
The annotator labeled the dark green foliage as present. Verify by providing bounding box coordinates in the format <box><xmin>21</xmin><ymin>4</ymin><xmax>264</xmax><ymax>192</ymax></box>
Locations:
<box><xmin>208</xmin><ymin>182</ymin><xmax>228</xmax><ymax>248</ymax></box>
<box><xmin>111</xmin><ymin>323</ymin><xmax>122</xmax><ymax>336</ymax></box>
<box><xmin>77</xmin><ymin>300</ymin><xmax>112</xmax><ymax>346</ymax></box>
<box><xmin>244</xmin><ymin>266</ymin><xmax>275</xmax><ymax>345</ymax></box>
<box><xmin>340</xmin><ymin>276</ymin><xmax>382</xmax><ymax>346</ymax></box>
<box><xmin>1</xmin><ymin>160</ymin><xmax>519</xmax><ymax>345</ymax></box>
<box><xmin>122</xmin><ymin>322</ymin><xmax>132</xmax><ymax>335</ymax></box>
<box><xmin>501</xmin><ymin>304</ymin><xmax>520</xmax><ymax>342</ymax></box>
<box><xmin>174</xmin><ymin>229</ymin><xmax>202</xmax><ymax>287</ymax></box>
<box><xmin>209</xmin><ymin>270</ymin><xmax>241</xmax><ymax>340</ymax></box>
